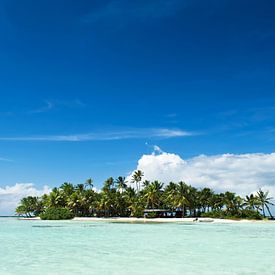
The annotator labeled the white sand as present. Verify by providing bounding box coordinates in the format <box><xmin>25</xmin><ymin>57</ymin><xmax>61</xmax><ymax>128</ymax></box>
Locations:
<box><xmin>17</xmin><ymin>216</ymin><xmax>274</xmax><ymax>223</ymax></box>
<box><xmin>72</xmin><ymin>217</ymin><xmax>272</xmax><ymax>223</ymax></box>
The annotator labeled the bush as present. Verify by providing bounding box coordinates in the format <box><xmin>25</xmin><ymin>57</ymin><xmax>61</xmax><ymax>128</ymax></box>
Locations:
<box><xmin>145</xmin><ymin>212</ymin><xmax>158</xmax><ymax>219</ymax></box>
<box><xmin>201</xmin><ymin>209</ymin><xmax>263</xmax><ymax>220</ymax></box>
<box><xmin>201</xmin><ymin>210</ymin><xmax>223</xmax><ymax>219</ymax></box>
<box><xmin>40</xmin><ymin>207</ymin><xmax>74</xmax><ymax>220</ymax></box>
<box><xmin>237</xmin><ymin>209</ymin><xmax>263</xmax><ymax>220</ymax></box>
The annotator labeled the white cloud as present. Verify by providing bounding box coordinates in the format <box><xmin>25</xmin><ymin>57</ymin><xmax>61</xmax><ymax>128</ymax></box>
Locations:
<box><xmin>128</xmin><ymin>148</ymin><xmax>275</xmax><ymax>198</ymax></box>
<box><xmin>153</xmin><ymin>145</ymin><xmax>163</xmax><ymax>154</ymax></box>
<box><xmin>0</xmin><ymin>183</ymin><xmax>51</xmax><ymax>215</ymax></box>
<box><xmin>27</xmin><ymin>100</ymin><xmax>54</xmax><ymax>114</ymax></box>
<box><xmin>27</xmin><ymin>99</ymin><xmax>85</xmax><ymax>114</ymax></box>
<box><xmin>81</xmin><ymin>0</ymin><xmax>187</xmax><ymax>25</ymax></box>
<box><xmin>0</xmin><ymin>128</ymin><xmax>193</xmax><ymax>142</ymax></box>
<box><xmin>0</xmin><ymin>157</ymin><xmax>12</xmax><ymax>162</ymax></box>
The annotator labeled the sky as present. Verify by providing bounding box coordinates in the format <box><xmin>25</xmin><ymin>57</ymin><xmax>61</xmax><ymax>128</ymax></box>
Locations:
<box><xmin>0</xmin><ymin>0</ymin><xmax>275</xmax><ymax>214</ymax></box>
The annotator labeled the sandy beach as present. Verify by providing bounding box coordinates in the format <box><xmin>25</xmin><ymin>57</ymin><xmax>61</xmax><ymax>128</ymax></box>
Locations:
<box><xmin>18</xmin><ymin>216</ymin><xmax>274</xmax><ymax>223</ymax></box>
<box><xmin>73</xmin><ymin>217</ymin><xmax>275</xmax><ymax>223</ymax></box>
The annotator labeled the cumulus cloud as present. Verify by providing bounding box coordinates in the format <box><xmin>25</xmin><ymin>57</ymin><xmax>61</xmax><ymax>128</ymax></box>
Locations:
<box><xmin>128</xmin><ymin>147</ymin><xmax>275</xmax><ymax>198</ymax></box>
<box><xmin>0</xmin><ymin>183</ymin><xmax>51</xmax><ymax>215</ymax></box>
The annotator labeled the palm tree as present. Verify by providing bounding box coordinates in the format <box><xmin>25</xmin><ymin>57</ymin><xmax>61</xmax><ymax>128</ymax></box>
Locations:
<box><xmin>60</xmin><ymin>182</ymin><xmax>75</xmax><ymax>196</ymax></box>
<box><xmin>222</xmin><ymin>191</ymin><xmax>244</xmax><ymax>216</ymax></box>
<box><xmin>85</xmin><ymin>178</ymin><xmax>93</xmax><ymax>189</ymax></box>
<box><xmin>184</xmin><ymin>185</ymin><xmax>198</xmax><ymax>217</ymax></box>
<box><xmin>123</xmin><ymin>187</ymin><xmax>139</xmax><ymax>217</ymax></box>
<box><xmin>124</xmin><ymin>186</ymin><xmax>136</xmax><ymax>201</ymax></box>
<box><xmin>131</xmin><ymin>170</ymin><xmax>144</xmax><ymax>192</ymax></box>
<box><xmin>257</xmin><ymin>189</ymin><xmax>274</xmax><ymax>218</ymax></box>
<box><xmin>210</xmin><ymin>193</ymin><xmax>225</xmax><ymax>211</ymax></box>
<box><xmin>87</xmin><ymin>190</ymin><xmax>99</xmax><ymax>216</ymax></box>
<box><xmin>199</xmin><ymin>188</ymin><xmax>214</xmax><ymax>213</ymax></box>
<box><xmin>102</xmin><ymin>177</ymin><xmax>115</xmax><ymax>192</ymax></box>
<box><xmin>67</xmin><ymin>192</ymin><xmax>82</xmax><ymax>216</ymax></box>
<box><xmin>142</xmin><ymin>180</ymin><xmax>151</xmax><ymax>188</ymax></box>
<box><xmin>124</xmin><ymin>187</ymin><xmax>136</xmax><ymax>205</ymax></box>
<box><xmin>115</xmin><ymin>176</ymin><xmax>127</xmax><ymax>192</ymax></box>
<box><xmin>174</xmin><ymin>182</ymin><xmax>189</xmax><ymax>217</ymax></box>
<box><xmin>99</xmin><ymin>177</ymin><xmax>117</xmax><ymax>216</ymax></box>
<box><xmin>143</xmin><ymin>181</ymin><xmax>163</xmax><ymax>209</ymax></box>
<box><xmin>97</xmin><ymin>192</ymin><xmax>114</xmax><ymax>217</ymax></box>
<box><xmin>16</xmin><ymin>196</ymin><xmax>43</xmax><ymax>217</ymax></box>
<box><xmin>113</xmin><ymin>191</ymin><xmax>128</xmax><ymax>217</ymax></box>
<box><xmin>244</xmin><ymin>194</ymin><xmax>261</xmax><ymax>212</ymax></box>
<box><xmin>48</xmin><ymin>188</ymin><xmax>64</xmax><ymax>207</ymax></box>
<box><xmin>128</xmin><ymin>197</ymin><xmax>144</xmax><ymax>217</ymax></box>
<box><xmin>76</xmin><ymin>184</ymin><xmax>85</xmax><ymax>193</ymax></box>
<box><xmin>163</xmin><ymin>182</ymin><xmax>177</xmax><ymax>210</ymax></box>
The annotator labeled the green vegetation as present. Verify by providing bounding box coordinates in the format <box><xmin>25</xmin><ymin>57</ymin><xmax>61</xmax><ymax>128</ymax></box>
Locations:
<box><xmin>40</xmin><ymin>207</ymin><xmax>74</xmax><ymax>220</ymax></box>
<box><xmin>15</xmin><ymin>196</ymin><xmax>43</xmax><ymax>217</ymax></box>
<box><xmin>201</xmin><ymin>209</ymin><xmax>263</xmax><ymax>220</ymax></box>
<box><xmin>16</xmin><ymin>171</ymin><xmax>274</xmax><ymax>220</ymax></box>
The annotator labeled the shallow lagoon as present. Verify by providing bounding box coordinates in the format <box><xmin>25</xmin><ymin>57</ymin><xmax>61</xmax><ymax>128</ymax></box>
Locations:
<box><xmin>1</xmin><ymin>218</ymin><xmax>275</xmax><ymax>274</ymax></box>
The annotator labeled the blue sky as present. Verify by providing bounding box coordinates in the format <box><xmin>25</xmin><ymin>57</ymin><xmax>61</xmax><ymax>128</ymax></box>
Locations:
<box><xmin>0</xmin><ymin>0</ymin><xmax>275</xmax><ymax>199</ymax></box>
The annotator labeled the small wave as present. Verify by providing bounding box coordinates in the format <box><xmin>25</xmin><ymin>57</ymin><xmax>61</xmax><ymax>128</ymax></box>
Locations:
<box><xmin>32</xmin><ymin>225</ymin><xmax>65</xmax><ymax>228</ymax></box>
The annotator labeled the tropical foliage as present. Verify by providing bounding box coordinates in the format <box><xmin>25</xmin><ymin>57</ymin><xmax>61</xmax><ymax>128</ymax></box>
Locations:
<box><xmin>15</xmin><ymin>171</ymin><xmax>274</xmax><ymax>220</ymax></box>
<box><xmin>40</xmin><ymin>207</ymin><xmax>74</xmax><ymax>220</ymax></box>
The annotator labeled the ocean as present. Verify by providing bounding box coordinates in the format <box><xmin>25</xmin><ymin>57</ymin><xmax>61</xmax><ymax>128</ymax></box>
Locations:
<box><xmin>1</xmin><ymin>218</ymin><xmax>275</xmax><ymax>274</ymax></box>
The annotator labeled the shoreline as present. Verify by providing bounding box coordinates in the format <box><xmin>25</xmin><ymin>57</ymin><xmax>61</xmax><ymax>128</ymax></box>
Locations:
<box><xmin>16</xmin><ymin>216</ymin><xmax>275</xmax><ymax>223</ymax></box>
<box><xmin>72</xmin><ymin>217</ymin><xmax>274</xmax><ymax>223</ymax></box>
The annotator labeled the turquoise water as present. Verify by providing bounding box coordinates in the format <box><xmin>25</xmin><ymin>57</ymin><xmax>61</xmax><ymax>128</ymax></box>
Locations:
<box><xmin>1</xmin><ymin>218</ymin><xmax>275</xmax><ymax>274</ymax></box>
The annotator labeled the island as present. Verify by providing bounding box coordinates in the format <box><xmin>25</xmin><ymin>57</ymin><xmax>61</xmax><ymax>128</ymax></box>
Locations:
<box><xmin>16</xmin><ymin>170</ymin><xmax>274</xmax><ymax>221</ymax></box>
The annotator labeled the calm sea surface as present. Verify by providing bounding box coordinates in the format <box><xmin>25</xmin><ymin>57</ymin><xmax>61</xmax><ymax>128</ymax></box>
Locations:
<box><xmin>1</xmin><ymin>218</ymin><xmax>275</xmax><ymax>275</ymax></box>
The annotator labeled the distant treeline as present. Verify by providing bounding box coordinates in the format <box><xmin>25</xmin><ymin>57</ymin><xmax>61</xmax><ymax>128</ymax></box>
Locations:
<box><xmin>16</xmin><ymin>170</ymin><xmax>274</xmax><ymax>220</ymax></box>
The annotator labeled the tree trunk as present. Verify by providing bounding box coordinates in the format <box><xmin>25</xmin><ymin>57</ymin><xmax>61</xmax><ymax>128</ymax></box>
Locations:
<box><xmin>266</xmin><ymin>204</ymin><xmax>273</xmax><ymax>219</ymax></box>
